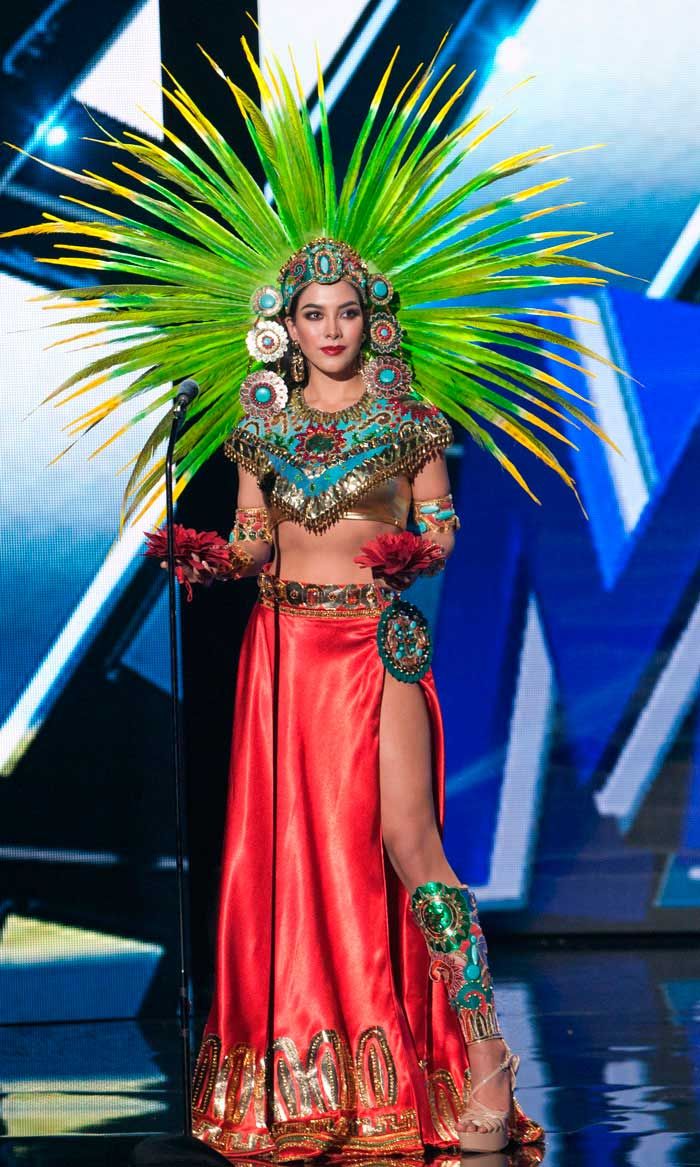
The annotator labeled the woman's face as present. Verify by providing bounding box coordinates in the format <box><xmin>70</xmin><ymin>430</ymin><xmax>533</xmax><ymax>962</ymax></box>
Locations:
<box><xmin>286</xmin><ymin>281</ymin><xmax>364</xmax><ymax>378</ymax></box>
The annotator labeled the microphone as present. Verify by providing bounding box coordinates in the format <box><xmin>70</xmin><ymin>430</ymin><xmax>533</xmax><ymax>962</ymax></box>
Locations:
<box><xmin>173</xmin><ymin>378</ymin><xmax>199</xmax><ymax>412</ymax></box>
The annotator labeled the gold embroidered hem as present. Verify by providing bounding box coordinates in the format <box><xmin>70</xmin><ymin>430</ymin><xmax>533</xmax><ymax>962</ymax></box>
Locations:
<box><xmin>191</xmin><ymin>1028</ymin><xmax>545</xmax><ymax>1160</ymax></box>
<box><xmin>193</xmin><ymin>1110</ymin><xmax>423</xmax><ymax>1160</ymax></box>
<box><xmin>192</xmin><ymin>1026</ymin><xmax>426</xmax><ymax>1160</ymax></box>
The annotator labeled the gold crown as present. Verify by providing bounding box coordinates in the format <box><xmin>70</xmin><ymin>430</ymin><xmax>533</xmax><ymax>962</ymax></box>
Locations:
<box><xmin>279</xmin><ymin>238</ymin><xmax>368</xmax><ymax>310</ymax></box>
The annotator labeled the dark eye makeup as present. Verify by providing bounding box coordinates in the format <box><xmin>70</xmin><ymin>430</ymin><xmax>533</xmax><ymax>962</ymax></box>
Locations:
<box><xmin>301</xmin><ymin>307</ymin><xmax>361</xmax><ymax>320</ymax></box>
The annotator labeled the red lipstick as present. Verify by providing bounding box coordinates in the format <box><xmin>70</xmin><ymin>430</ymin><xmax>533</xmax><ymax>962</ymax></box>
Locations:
<box><xmin>321</xmin><ymin>345</ymin><xmax>346</xmax><ymax>355</ymax></box>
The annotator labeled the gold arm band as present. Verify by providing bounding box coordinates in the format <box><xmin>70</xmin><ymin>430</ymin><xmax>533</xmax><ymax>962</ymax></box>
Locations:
<box><xmin>412</xmin><ymin>493</ymin><xmax>461</xmax><ymax>534</ymax></box>
<box><xmin>230</xmin><ymin>505</ymin><xmax>273</xmax><ymax>543</ymax></box>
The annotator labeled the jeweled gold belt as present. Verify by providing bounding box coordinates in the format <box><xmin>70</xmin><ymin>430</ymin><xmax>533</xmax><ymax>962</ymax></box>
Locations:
<box><xmin>257</xmin><ymin>571</ymin><xmax>394</xmax><ymax>616</ymax></box>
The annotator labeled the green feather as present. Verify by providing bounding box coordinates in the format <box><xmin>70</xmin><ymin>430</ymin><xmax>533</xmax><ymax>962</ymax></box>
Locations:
<box><xmin>0</xmin><ymin>35</ymin><xmax>640</xmax><ymax>522</ymax></box>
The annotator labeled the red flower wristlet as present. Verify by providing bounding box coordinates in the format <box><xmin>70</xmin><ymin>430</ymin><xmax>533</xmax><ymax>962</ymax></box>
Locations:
<box><xmin>353</xmin><ymin>530</ymin><xmax>446</xmax><ymax>591</ymax></box>
<box><xmin>144</xmin><ymin>524</ymin><xmax>251</xmax><ymax>601</ymax></box>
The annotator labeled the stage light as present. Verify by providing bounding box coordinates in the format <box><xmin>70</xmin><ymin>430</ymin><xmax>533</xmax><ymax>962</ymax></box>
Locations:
<box><xmin>44</xmin><ymin>125</ymin><xmax>68</xmax><ymax>147</ymax></box>
<box><xmin>495</xmin><ymin>36</ymin><xmax>527</xmax><ymax>73</ymax></box>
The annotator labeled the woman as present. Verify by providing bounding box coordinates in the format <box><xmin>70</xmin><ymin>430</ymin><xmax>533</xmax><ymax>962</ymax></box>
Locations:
<box><xmin>189</xmin><ymin>257</ymin><xmax>546</xmax><ymax>1158</ymax></box>
<box><xmin>5</xmin><ymin>34</ymin><xmax>629</xmax><ymax>1163</ymax></box>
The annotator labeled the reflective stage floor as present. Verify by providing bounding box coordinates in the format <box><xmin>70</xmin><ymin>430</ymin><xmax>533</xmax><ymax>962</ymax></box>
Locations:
<box><xmin>2</xmin><ymin>940</ymin><xmax>699</xmax><ymax>1166</ymax></box>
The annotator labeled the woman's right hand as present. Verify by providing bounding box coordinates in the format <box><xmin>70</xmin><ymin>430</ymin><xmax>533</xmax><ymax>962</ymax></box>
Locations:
<box><xmin>144</xmin><ymin>524</ymin><xmax>255</xmax><ymax>600</ymax></box>
<box><xmin>223</xmin><ymin>545</ymin><xmax>256</xmax><ymax>580</ymax></box>
<box><xmin>165</xmin><ymin>545</ymin><xmax>256</xmax><ymax>599</ymax></box>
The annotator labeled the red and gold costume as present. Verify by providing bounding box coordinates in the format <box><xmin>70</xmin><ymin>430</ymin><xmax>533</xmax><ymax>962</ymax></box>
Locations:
<box><xmin>188</xmin><ymin>380</ymin><xmax>543</xmax><ymax>1157</ymax></box>
<box><xmin>6</xmin><ymin>30</ymin><xmax>632</xmax><ymax>1161</ymax></box>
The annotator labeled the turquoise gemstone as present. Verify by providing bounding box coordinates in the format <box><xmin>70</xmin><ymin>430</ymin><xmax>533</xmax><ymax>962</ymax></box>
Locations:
<box><xmin>373</xmin><ymin>279</ymin><xmax>388</xmax><ymax>298</ymax></box>
<box><xmin>379</xmin><ymin>368</ymin><xmax>396</xmax><ymax>385</ymax></box>
<box><xmin>466</xmin><ymin>963</ymin><xmax>481</xmax><ymax>981</ymax></box>
<box><xmin>419</xmin><ymin>504</ymin><xmax>439</xmax><ymax>514</ymax></box>
<box><xmin>417</xmin><ymin>520</ymin><xmax>428</xmax><ymax>533</ymax></box>
<box><xmin>260</xmin><ymin>292</ymin><xmax>276</xmax><ymax>309</ymax></box>
<box><xmin>436</xmin><ymin>509</ymin><xmax>455</xmax><ymax>520</ymax></box>
<box><xmin>255</xmin><ymin>386</ymin><xmax>272</xmax><ymax>402</ymax></box>
<box><xmin>319</xmin><ymin>254</ymin><xmax>331</xmax><ymax>274</ymax></box>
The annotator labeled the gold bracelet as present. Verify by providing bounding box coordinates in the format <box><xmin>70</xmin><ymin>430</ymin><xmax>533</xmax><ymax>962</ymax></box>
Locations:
<box><xmin>230</xmin><ymin>505</ymin><xmax>273</xmax><ymax>543</ymax></box>
<box><xmin>228</xmin><ymin>546</ymin><xmax>256</xmax><ymax>578</ymax></box>
<box><xmin>412</xmin><ymin>493</ymin><xmax>460</xmax><ymax>534</ymax></box>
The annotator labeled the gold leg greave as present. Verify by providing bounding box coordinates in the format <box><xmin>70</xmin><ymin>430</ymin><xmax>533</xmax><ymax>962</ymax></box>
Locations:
<box><xmin>410</xmin><ymin>881</ymin><xmax>502</xmax><ymax>1044</ymax></box>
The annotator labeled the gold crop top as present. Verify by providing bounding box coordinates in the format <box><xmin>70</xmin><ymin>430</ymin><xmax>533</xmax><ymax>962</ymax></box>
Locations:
<box><xmin>268</xmin><ymin>474</ymin><xmax>412</xmax><ymax>531</ymax></box>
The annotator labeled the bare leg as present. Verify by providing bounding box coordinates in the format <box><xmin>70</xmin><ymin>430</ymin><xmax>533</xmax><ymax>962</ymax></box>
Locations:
<box><xmin>378</xmin><ymin>672</ymin><xmax>511</xmax><ymax>1133</ymax></box>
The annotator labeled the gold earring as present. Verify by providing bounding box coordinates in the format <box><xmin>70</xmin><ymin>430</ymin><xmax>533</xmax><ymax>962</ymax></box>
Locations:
<box><xmin>291</xmin><ymin>342</ymin><xmax>306</xmax><ymax>384</ymax></box>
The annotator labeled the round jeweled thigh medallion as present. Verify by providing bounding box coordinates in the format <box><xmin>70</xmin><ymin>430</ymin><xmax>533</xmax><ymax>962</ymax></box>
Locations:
<box><xmin>376</xmin><ymin>598</ymin><xmax>432</xmax><ymax>683</ymax></box>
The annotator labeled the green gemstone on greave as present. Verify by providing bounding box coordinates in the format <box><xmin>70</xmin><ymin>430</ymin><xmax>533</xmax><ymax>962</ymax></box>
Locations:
<box><xmin>425</xmin><ymin>901</ymin><xmax>452</xmax><ymax>931</ymax></box>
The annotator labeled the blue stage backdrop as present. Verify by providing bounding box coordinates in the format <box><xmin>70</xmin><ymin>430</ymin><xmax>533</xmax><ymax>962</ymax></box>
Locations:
<box><xmin>1</xmin><ymin>0</ymin><xmax>699</xmax><ymax>1061</ymax></box>
<box><xmin>434</xmin><ymin>285</ymin><xmax>700</xmax><ymax>932</ymax></box>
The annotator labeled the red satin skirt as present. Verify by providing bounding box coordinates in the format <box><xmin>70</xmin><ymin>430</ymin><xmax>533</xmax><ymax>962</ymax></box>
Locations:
<box><xmin>192</xmin><ymin>577</ymin><xmax>544</xmax><ymax>1160</ymax></box>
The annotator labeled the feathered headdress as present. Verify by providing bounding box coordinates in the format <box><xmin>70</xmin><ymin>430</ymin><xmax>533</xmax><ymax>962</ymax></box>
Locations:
<box><xmin>2</xmin><ymin>35</ymin><xmax>636</xmax><ymax>527</ymax></box>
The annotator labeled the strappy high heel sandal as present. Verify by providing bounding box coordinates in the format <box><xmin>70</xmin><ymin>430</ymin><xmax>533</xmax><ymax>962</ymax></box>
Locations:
<box><xmin>458</xmin><ymin>1041</ymin><xmax>520</xmax><ymax>1154</ymax></box>
<box><xmin>410</xmin><ymin>884</ymin><xmax>544</xmax><ymax>1149</ymax></box>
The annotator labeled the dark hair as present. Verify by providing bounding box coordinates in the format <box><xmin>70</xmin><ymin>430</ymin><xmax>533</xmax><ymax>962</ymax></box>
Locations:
<box><xmin>279</xmin><ymin>284</ymin><xmax>369</xmax><ymax>386</ymax></box>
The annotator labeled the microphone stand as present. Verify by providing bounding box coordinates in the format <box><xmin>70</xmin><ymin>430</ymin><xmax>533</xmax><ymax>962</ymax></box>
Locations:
<box><xmin>165</xmin><ymin>393</ymin><xmax>193</xmax><ymax>1140</ymax></box>
<box><xmin>130</xmin><ymin>385</ymin><xmax>230</xmax><ymax>1164</ymax></box>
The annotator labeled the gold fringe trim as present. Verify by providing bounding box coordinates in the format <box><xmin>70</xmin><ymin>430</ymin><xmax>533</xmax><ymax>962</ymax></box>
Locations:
<box><xmin>225</xmin><ymin>429</ymin><xmax>452</xmax><ymax>533</ymax></box>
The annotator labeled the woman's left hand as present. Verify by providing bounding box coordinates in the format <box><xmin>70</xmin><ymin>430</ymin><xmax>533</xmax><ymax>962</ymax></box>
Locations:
<box><xmin>354</xmin><ymin>530</ymin><xmax>446</xmax><ymax>591</ymax></box>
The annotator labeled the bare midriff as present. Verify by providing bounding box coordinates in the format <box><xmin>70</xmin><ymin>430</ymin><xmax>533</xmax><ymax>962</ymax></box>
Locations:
<box><xmin>270</xmin><ymin>516</ymin><xmax>402</xmax><ymax>585</ymax></box>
